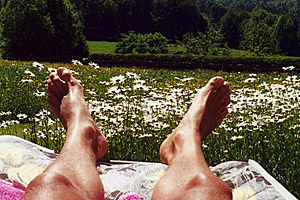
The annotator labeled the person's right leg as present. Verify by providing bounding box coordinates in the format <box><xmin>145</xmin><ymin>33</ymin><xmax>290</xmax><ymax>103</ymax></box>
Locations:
<box><xmin>24</xmin><ymin>68</ymin><xmax>107</xmax><ymax>200</ymax></box>
<box><xmin>152</xmin><ymin>77</ymin><xmax>232</xmax><ymax>200</ymax></box>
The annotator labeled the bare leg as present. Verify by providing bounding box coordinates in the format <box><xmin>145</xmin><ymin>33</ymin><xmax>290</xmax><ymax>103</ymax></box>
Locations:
<box><xmin>24</xmin><ymin>68</ymin><xmax>108</xmax><ymax>200</ymax></box>
<box><xmin>152</xmin><ymin>77</ymin><xmax>232</xmax><ymax>200</ymax></box>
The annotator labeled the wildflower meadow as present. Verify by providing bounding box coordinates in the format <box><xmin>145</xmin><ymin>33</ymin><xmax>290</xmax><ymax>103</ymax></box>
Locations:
<box><xmin>0</xmin><ymin>59</ymin><xmax>299</xmax><ymax>197</ymax></box>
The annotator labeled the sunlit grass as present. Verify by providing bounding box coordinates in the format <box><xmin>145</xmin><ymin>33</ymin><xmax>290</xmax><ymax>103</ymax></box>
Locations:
<box><xmin>87</xmin><ymin>40</ymin><xmax>186</xmax><ymax>54</ymax></box>
<box><xmin>87</xmin><ymin>41</ymin><xmax>118</xmax><ymax>55</ymax></box>
<box><xmin>0</xmin><ymin>59</ymin><xmax>299</xmax><ymax>198</ymax></box>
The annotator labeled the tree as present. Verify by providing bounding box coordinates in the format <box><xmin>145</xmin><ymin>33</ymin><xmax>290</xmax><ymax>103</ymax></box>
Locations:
<box><xmin>196</xmin><ymin>0</ymin><xmax>214</xmax><ymax>14</ymax></box>
<box><xmin>115</xmin><ymin>0</ymin><xmax>154</xmax><ymax>36</ymax></box>
<box><xmin>153</xmin><ymin>0</ymin><xmax>207</xmax><ymax>40</ymax></box>
<box><xmin>182</xmin><ymin>25</ymin><xmax>229</xmax><ymax>56</ymax></box>
<box><xmin>229</xmin><ymin>0</ymin><xmax>246</xmax><ymax>11</ymax></box>
<box><xmin>46</xmin><ymin>0</ymin><xmax>89</xmax><ymax>60</ymax></box>
<box><xmin>115</xmin><ymin>31</ymin><xmax>169</xmax><ymax>54</ymax></box>
<box><xmin>220</xmin><ymin>9</ymin><xmax>250</xmax><ymax>48</ymax></box>
<box><xmin>240</xmin><ymin>9</ymin><xmax>280</xmax><ymax>56</ymax></box>
<box><xmin>264</xmin><ymin>0</ymin><xmax>300</xmax><ymax>17</ymax></box>
<box><xmin>131</xmin><ymin>0</ymin><xmax>154</xmax><ymax>34</ymax></box>
<box><xmin>0</xmin><ymin>0</ymin><xmax>53</xmax><ymax>60</ymax></box>
<box><xmin>220</xmin><ymin>10</ymin><xmax>239</xmax><ymax>48</ymax></box>
<box><xmin>73</xmin><ymin>0</ymin><xmax>118</xmax><ymax>41</ymax></box>
<box><xmin>210</xmin><ymin>3</ymin><xmax>227</xmax><ymax>24</ymax></box>
<box><xmin>115</xmin><ymin>0</ymin><xmax>136</xmax><ymax>36</ymax></box>
<box><xmin>274</xmin><ymin>14</ymin><xmax>300</xmax><ymax>56</ymax></box>
<box><xmin>0</xmin><ymin>0</ymin><xmax>88</xmax><ymax>61</ymax></box>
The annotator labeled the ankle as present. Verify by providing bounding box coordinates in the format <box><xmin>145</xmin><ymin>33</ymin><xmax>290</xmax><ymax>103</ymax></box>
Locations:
<box><xmin>180</xmin><ymin>113</ymin><xmax>201</xmax><ymax>132</ymax></box>
<box><xmin>82</xmin><ymin>123</ymin><xmax>97</xmax><ymax>141</ymax></box>
<box><xmin>171</xmin><ymin>129</ymin><xmax>202</xmax><ymax>156</ymax></box>
<box><xmin>67</xmin><ymin>118</ymin><xmax>96</xmax><ymax>138</ymax></box>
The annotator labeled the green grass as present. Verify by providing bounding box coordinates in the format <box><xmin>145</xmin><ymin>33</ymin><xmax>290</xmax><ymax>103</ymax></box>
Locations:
<box><xmin>0</xmin><ymin>59</ymin><xmax>299</xmax><ymax>198</ymax></box>
<box><xmin>87</xmin><ymin>40</ymin><xmax>258</xmax><ymax>56</ymax></box>
<box><xmin>87</xmin><ymin>41</ymin><xmax>118</xmax><ymax>55</ymax></box>
<box><xmin>87</xmin><ymin>41</ymin><xmax>186</xmax><ymax>55</ymax></box>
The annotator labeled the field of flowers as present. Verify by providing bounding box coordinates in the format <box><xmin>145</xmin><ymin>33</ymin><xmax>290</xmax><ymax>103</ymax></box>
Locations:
<box><xmin>0</xmin><ymin>59</ymin><xmax>299</xmax><ymax>197</ymax></box>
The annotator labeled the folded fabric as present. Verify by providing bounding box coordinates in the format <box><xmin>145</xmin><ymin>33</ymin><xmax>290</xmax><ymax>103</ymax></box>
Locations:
<box><xmin>8</xmin><ymin>163</ymin><xmax>44</xmax><ymax>188</ymax></box>
<box><xmin>0</xmin><ymin>135</ymin><xmax>297</xmax><ymax>200</ymax></box>
<box><xmin>120</xmin><ymin>192</ymin><xmax>141</xmax><ymax>200</ymax></box>
<box><xmin>0</xmin><ymin>179</ymin><xmax>25</xmax><ymax>200</ymax></box>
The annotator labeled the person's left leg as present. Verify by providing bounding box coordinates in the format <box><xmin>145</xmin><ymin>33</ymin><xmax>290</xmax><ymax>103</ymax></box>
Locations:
<box><xmin>24</xmin><ymin>68</ymin><xmax>108</xmax><ymax>200</ymax></box>
<box><xmin>152</xmin><ymin>77</ymin><xmax>232</xmax><ymax>200</ymax></box>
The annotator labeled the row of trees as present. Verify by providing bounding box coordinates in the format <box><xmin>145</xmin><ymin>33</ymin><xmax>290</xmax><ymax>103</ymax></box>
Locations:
<box><xmin>111</xmin><ymin>6</ymin><xmax>300</xmax><ymax>57</ymax></box>
<box><xmin>69</xmin><ymin>0</ymin><xmax>300</xmax><ymax>56</ymax></box>
<box><xmin>217</xmin><ymin>8</ymin><xmax>300</xmax><ymax>56</ymax></box>
<box><xmin>71</xmin><ymin>0</ymin><xmax>207</xmax><ymax>41</ymax></box>
<box><xmin>1</xmin><ymin>0</ymin><xmax>300</xmax><ymax>60</ymax></box>
<box><xmin>180</xmin><ymin>7</ymin><xmax>300</xmax><ymax>57</ymax></box>
<box><xmin>70</xmin><ymin>0</ymin><xmax>300</xmax><ymax>41</ymax></box>
<box><xmin>212</xmin><ymin>0</ymin><xmax>300</xmax><ymax>17</ymax></box>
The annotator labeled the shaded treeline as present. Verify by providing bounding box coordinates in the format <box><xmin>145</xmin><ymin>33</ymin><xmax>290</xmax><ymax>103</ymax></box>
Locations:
<box><xmin>1</xmin><ymin>0</ymin><xmax>300</xmax><ymax>60</ymax></box>
<box><xmin>70</xmin><ymin>0</ymin><xmax>300</xmax><ymax>41</ymax></box>
<box><xmin>71</xmin><ymin>0</ymin><xmax>300</xmax><ymax>57</ymax></box>
<box><xmin>71</xmin><ymin>0</ymin><xmax>207</xmax><ymax>41</ymax></box>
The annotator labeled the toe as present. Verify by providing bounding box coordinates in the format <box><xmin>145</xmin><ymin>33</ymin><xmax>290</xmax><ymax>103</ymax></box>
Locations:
<box><xmin>221</xmin><ymin>97</ymin><xmax>231</xmax><ymax>108</ymax></box>
<box><xmin>215</xmin><ymin>81</ymin><xmax>231</xmax><ymax>100</ymax></box>
<box><xmin>47</xmin><ymin>79</ymin><xmax>58</xmax><ymax>95</ymax></box>
<box><xmin>220</xmin><ymin>108</ymin><xmax>228</xmax><ymax>118</ymax></box>
<box><xmin>46</xmin><ymin>79</ymin><xmax>52</xmax><ymax>86</ymax></box>
<box><xmin>217</xmin><ymin>108</ymin><xmax>228</xmax><ymax>125</ymax></box>
<box><xmin>46</xmin><ymin>94</ymin><xmax>60</xmax><ymax>111</ymax></box>
<box><xmin>51</xmin><ymin>73</ymin><xmax>67</xmax><ymax>94</ymax></box>
<box><xmin>57</xmin><ymin>67</ymin><xmax>72</xmax><ymax>82</ymax></box>
<box><xmin>224</xmin><ymin>81</ymin><xmax>230</xmax><ymax>88</ymax></box>
<box><xmin>219</xmin><ymin>88</ymin><xmax>232</xmax><ymax>101</ymax></box>
<box><xmin>47</xmin><ymin>86</ymin><xmax>59</xmax><ymax>101</ymax></box>
<box><xmin>57</xmin><ymin>68</ymin><xmax>81</xmax><ymax>88</ymax></box>
<box><xmin>49</xmin><ymin>72</ymin><xmax>59</xmax><ymax>84</ymax></box>
<box><xmin>214</xmin><ymin>86</ymin><xmax>227</xmax><ymax>99</ymax></box>
<box><xmin>215</xmin><ymin>95</ymin><xmax>230</xmax><ymax>111</ymax></box>
<box><xmin>207</xmin><ymin>77</ymin><xmax>224</xmax><ymax>90</ymax></box>
<box><xmin>49</xmin><ymin>72</ymin><xmax>56</xmax><ymax>79</ymax></box>
<box><xmin>199</xmin><ymin>77</ymin><xmax>225</xmax><ymax>99</ymax></box>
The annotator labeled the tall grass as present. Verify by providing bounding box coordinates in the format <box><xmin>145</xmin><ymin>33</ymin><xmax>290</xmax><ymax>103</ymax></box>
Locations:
<box><xmin>0</xmin><ymin>59</ymin><xmax>299</xmax><ymax>198</ymax></box>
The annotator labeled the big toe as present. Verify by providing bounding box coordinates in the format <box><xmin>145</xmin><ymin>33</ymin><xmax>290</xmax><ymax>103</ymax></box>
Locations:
<box><xmin>206</xmin><ymin>77</ymin><xmax>225</xmax><ymax>91</ymax></box>
<box><xmin>218</xmin><ymin>82</ymin><xmax>231</xmax><ymax>100</ymax></box>
<box><xmin>57</xmin><ymin>67</ymin><xmax>72</xmax><ymax>82</ymax></box>
<box><xmin>57</xmin><ymin>67</ymin><xmax>81</xmax><ymax>87</ymax></box>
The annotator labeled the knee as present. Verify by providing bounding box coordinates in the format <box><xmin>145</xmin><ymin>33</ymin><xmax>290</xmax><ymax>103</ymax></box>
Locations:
<box><xmin>27</xmin><ymin>171</ymin><xmax>74</xmax><ymax>191</ymax></box>
<box><xmin>185</xmin><ymin>173</ymin><xmax>232</xmax><ymax>199</ymax></box>
<box><xmin>25</xmin><ymin>171</ymin><xmax>87</xmax><ymax>200</ymax></box>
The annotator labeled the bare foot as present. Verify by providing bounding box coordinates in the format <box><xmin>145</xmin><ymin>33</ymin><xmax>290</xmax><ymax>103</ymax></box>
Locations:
<box><xmin>46</xmin><ymin>67</ymin><xmax>107</xmax><ymax>159</ymax></box>
<box><xmin>160</xmin><ymin>77</ymin><xmax>231</xmax><ymax>164</ymax></box>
